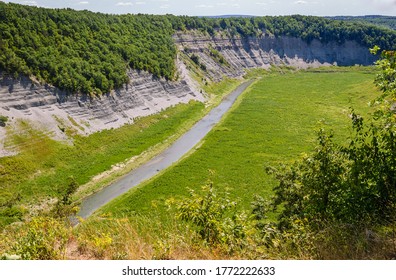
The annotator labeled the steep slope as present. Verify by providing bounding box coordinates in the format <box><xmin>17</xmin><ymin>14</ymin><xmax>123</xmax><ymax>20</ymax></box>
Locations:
<box><xmin>0</xmin><ymin>29</ymin><xmax>374</xmax><ymax>155</ymax></box>
<box><xmin>174</xmin><ymin>33</ymin><xmax>375</xmax><ymax>81</ymax></box>
<box><xmin>0</xmin><ymin>70</ymin><xmax>202</xmax><ymax>156</ymax></box>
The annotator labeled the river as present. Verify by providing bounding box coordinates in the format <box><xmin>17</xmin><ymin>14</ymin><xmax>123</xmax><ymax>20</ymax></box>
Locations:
<box><xmin>76</xmin><ymin>80</ymin><xmax>254</xmax><ymax>220</ymax></box>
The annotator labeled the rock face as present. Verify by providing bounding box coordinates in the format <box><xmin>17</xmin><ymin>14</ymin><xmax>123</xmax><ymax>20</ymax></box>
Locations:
<box><xmin>0</xmin><ymin>33</ymin><xmax>376</xmax><ymax>156</ymax></box>
<box><xmin>174</xmin><ymin>33</ymin><xmax>376</xmax><ymax>81</ymax></box>
<box><xmin>0</xmin><ymin>70</ymin><xmax>203</xmax><ymax>156</ymax></box>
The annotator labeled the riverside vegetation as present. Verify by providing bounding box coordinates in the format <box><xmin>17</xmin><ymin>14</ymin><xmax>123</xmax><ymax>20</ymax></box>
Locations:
<box><xmin>81</xmin><ymin>53</ymin><xmax>396</xmax><ymax>260</ymax></box>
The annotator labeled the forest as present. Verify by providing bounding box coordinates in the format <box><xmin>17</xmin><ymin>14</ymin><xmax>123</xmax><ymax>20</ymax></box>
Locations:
<box><xmin>1</xmin><ymin>2</ymin><xmax>396</xmax><ymax>95</ymax></box>
<box><xmin>328</xmin><ymin>15</ymin><xmax>396</xmax><ymax>30</ymax></box>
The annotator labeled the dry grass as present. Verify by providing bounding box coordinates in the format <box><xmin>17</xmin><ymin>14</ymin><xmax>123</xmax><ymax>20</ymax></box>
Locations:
<box><xmin>70</xmin><ymin>216</ymin><xmax>225</xmax><ymax>260</ymax></box>
<box><xmin>2</xmin><ymin>211</ymin><xmax>395</xmax><ymax>260</ymax></box>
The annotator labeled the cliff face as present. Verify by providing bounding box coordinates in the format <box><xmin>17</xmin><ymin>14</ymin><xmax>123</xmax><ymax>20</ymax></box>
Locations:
<box><xmin>0</xmin><ymin>33</ymin><xmax>376</xmax><ymax>156</ymax></box>
<box><xmin>174</xmin><ymin>33</ymin><xmax>376</xmax><ymax>81</ymax></box>
<box><xmin>0</xmin><ymin>70</ymin><xmax>202</xmax><ymax>156</ymax></box>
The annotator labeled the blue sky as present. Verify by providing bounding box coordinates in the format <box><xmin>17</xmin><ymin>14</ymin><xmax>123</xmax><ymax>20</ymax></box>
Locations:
<box><xmin>3</xmin><ymin>0</ymin><xmax>396</xmax><ymax>16</ymax></box>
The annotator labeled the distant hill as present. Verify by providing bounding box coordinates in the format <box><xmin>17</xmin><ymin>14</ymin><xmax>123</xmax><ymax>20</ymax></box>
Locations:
<box><xmin>205</xmin><ymin>15</ymin><xmax>255</xmax><ymax>18</ymax></box>
<box><xmin>328</xmin><ymin>15</ymin><xmax>396</xmax><ymax>30</ymax></box>
<box><xmin>210</xmin><ymin>15</ymin><xmax>396</xmax><ymax>30</ymax></box>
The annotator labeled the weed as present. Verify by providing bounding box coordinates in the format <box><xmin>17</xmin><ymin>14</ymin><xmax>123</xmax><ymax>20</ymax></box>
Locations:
<box><xmin>6</xmin><ymin>217</ymin><xmax>70</xmax><ymax>260</ymax></box>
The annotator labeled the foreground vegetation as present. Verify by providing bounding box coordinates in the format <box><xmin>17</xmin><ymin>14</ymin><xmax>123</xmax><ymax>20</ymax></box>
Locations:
<box><xmin>2</xmin><ymin>2</ymin><xmax>396</xmax><ymax>95</ymax></box>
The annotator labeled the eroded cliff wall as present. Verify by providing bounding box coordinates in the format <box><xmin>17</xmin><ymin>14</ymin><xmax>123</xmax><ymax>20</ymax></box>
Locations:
<box><xmin>174</xmin><ymin>33</ymin><xmax>376</xmax><ymax>81</ymax></box>
<box><xmin>0</xmin><ymin>69</ymin><xmax>202</xmax><ymax>156</ymax></box>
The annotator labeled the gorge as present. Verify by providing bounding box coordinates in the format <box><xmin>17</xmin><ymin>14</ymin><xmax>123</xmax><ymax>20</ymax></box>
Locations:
<box><xmin>0</xmin><ymin>31</ymin><xmax>381</xmax><ymax>156</ymax></box>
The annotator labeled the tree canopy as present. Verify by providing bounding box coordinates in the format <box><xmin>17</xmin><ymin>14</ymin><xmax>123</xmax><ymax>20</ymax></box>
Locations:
<box><xmin>0</xmin><ymin>3</ymin><xmax>176</xmax><ymax>94</ymax></box>
<box><xmin>329</xmin><ymin>16</ymin><xmax>396</xmax><ymax>31</ymax></box>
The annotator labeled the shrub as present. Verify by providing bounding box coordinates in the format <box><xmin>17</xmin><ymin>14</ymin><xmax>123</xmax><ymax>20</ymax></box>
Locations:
<box><xmin>175</xmin><ymin>182</ymin><xmax>253</xmax><ymax>252</ymax></box>
<box><xmin>9</xmin><ymin>217</ymin><xmax>70</xmax><ymax>260</ymax></box>
<box><xmin>0</xmin><ymin>116</ymin><xmax>8</xmax><ymax>127</ymax></box>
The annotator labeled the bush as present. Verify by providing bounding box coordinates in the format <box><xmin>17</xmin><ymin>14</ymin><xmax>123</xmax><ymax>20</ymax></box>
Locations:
<box><xmin>0</xmin><ymin>116</ymin><xmax>8</xmax><ymax>127</ymax></box>
<box><xmin>8</xmin><ymin>217</ymin><xmax>70</xmax><ymax>260</ymax></box>
<box><xmin>174</xmin><ymin>182</ymin><xmax>253</xmax><ymax>253</ymax></box>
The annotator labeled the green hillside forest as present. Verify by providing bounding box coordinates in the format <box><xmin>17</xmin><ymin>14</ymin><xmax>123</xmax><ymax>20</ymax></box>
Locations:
<box><xmin>329</xmin><ymin>15</ymin><xmax>396</xmax><ymax>30</ymax></box>
<box><xmin>1</xmin><ymin>2</ymin><xmax>396</xmax><ymax>95</ymax></box>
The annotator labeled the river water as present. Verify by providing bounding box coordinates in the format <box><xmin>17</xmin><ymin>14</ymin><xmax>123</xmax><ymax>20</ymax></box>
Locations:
<box><xmin>76</xmin><ymin>80</ymin><xmax>254</xmax><ymax>219</ymax></box>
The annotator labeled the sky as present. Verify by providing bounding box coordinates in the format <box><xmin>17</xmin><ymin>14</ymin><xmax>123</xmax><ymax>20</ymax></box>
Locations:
<box><xmin>2</xmin><ymin>0</ymin><xmax>396</xmax><ymax>16</ymax></box>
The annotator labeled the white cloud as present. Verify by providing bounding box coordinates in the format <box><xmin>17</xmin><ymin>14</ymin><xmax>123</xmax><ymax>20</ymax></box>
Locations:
<box><xmin>196</xmin><ymin>4</ymin><xmax>214</xmax><ymax>8</ymax></box>
<box><xmin>22</xmin><ymin>0</ymin><xmax>37</xmax><ymax>5</ymax></box>
<box><xmin>160</xmin><ymin>4</ymin><xmax>170</xmax><ymax>9</ymax></box>
<box><xmin>136</xmin><ymin>1</ymin><xmax>146</xmax><ymax>5</ymax></box>
<box><xmin>116</xmin><ymin>2</ymin><xmax>133</xmax><ymax>6</ymax></box>
<box><xmin>369</xmin><ymin>0</ymin><xmax>396</xmax><ymax>7</ymax></box>
<box><xmin>362</xmin><ymin>0</ymin><xmax>396</xmax><ymax>12</ymax></box>
<box><xmin>256</xmin><ymin>2</ymin><xmax>268</xmax><ymax>6</ymax></box>
<box><xmin>294</xmin><ymin>0</ymin><xmax>308</xmax><ymax>4</ymax></box>
<box><xmin>370</xmin><ymin>0</ymin><xmax>396</xmax><ymax>3</ymax></box>
<box><xmin>78</xmin><ymin>1</ymin><xmax>89</xmax><ymax>5</ymax></box>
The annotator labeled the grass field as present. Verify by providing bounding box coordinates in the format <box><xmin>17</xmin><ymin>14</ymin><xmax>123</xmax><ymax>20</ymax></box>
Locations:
<box><xmin>99</xmin><ymin>69</ymin><xmax>380</xmax><ymax>218</ymax></box>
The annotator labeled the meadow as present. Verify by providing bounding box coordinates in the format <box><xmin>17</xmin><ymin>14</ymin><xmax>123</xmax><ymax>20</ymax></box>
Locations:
<box><xmin>99</xmin><ymin>69</ymin><xmax>380</xmax><ymax>218</ymax></box>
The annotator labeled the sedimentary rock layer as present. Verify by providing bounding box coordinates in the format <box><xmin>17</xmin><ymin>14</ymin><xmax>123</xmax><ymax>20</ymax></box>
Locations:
<box><xmin>0</xmin><ymin>70</ymin><xmax>203</xmax><ymax>156</ymax></box>
<box><xmin>174</xmin><ymin>33</ymin><xmax>376</xmax><ymax>81</ymax></box>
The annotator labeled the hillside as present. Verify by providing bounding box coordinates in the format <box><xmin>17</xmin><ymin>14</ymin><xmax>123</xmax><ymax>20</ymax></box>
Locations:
<box><xmin>2</xmin><ymin>3</ymin><xmax>396</xmax><ymax>157</ymax></box>
<box><xmin>1</xmin><ymin>2</ymin><xmax>396</xmax><ymax>95</ymax></box>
